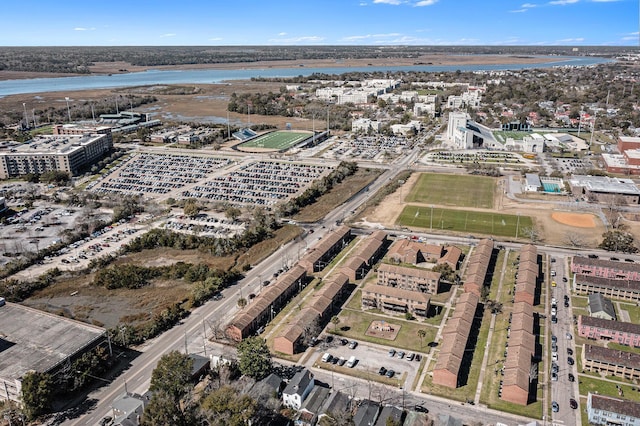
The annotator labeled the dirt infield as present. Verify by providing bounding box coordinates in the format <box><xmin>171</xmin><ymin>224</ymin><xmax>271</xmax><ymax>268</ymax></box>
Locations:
<box><xmin>551</xmin><ymin>212</ymin><xmax>596</xmax><ymax>228</ymax></box>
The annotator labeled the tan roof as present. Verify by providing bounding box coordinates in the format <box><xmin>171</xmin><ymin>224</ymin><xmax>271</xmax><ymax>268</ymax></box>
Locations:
<box><xmin>377</xmin><ymin>263</ymin><xmax>441</xmax><ymax>280</ymax></box>
<box><xmin>442</xmin><ymin>317</ymin><xmax>472</xmax><ymax>338</ymax></box>
<box><xmin>433</xmin><ymin>350</ymin><xmax>463</xmax><ymax>374</ymax></box>
<box><xmin>387</xmin><ymin>239</ymin><xmax>422</xmax><ymax>262</ymax></box>
<box><xmin>438</xmin><ymin>245</ymin><xmax>462</xmax><ymax>266</ymax></box>
<box><xmin>356</xmin><ymin>237</ymin><xmax>384</xmax><ymax>263</ymax></box>
<box><xmin>502</xmin><ymin>366</ymin><xmax>530</xmax><ymax>390</ymax></box>
<box><xmin>506</xmin><ymin>330</ymin><xmax>535</xmax><ymax>357</ymax></box>
<box><xmin>362</xmin><ymin>284</ymin><xmax>431</xmax><ymax>303</ymax></box>
<box><xmin>589</xmin><ymin>393</ymin><xmax>640</xmax><ymax>419</ymax></box>
<box><xmin>300</xmin><ymin>226</ymin><xmax>351</xmax><ymax>264</ymax></box>
<box><xmin>512</xmin><ymin>301</ymin><xmax>534</xmax><ymax>317</ymax></box>
<box><xmin>308</xmin><ymin>295</ymin><xmax>333</xmax><ymax>316</ymax></box>
<box><xmin>343</xmin><ymin>255</ymin><xmax>366</xmax><ymax>272</ymax></box>
<box><xmin>317</xmin><ymin>278</ymin><xmax>347</xmax><ymax>301</ymax></box>
<box><xmin>277</xmin><ymin>323</ymin><xmax>305</xmax><ymax>343</ymax></box>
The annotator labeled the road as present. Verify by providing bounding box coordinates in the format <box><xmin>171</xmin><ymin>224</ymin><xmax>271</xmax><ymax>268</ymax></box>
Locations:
<box><xmin>56</xmin><ymin>144</ymin><xmax>640</xmax><ymax>426</ymax></box>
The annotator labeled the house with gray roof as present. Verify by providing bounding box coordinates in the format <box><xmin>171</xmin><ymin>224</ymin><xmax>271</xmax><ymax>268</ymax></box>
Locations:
<box><xmin>283</xmin><ymin>369</ymin><xmax>315</xmax><ymax>410</ymax></box>
<box><xmin>588</xmin><ymin>293</ymin><xmax>617</xmax><ymax>321</ymax></box>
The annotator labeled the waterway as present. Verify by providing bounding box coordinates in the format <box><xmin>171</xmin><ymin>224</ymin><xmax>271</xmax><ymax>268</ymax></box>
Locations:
<box><xmin>0</xmin><ymin>56</ymin><xmax>612</xmax><ymax>97</ymax></box>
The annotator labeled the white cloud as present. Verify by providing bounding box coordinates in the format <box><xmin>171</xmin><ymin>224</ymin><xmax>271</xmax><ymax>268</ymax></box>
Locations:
<box><xmin>510</xmin><ymin>8</ymin><xmax>528</xmax><ymax>12</ymax></box>
<box><xmin>74</xmin><ymin>27</ymin><xmax>95</xmax><ymax>31</ymax></box>
<box><xmin>208</xmin><ymin>37</ymin><xmax>223</xmax><ymax>41</ymax></box>
<box><xmin>548</xmin><ymin>0</ymin><xmax>578</xmax><ymax>5</ymax></box>
<box><xmin>522</xmin><ymin>2</ymin><xmax>537</xmax><ymax>7</ymax></box>
<box><xmin>373</xmin><ymin>0</ymin><xmax>405</xmax><ymax>4</ymax></box>
<box><xmin>414</xmin><ymin>0</ymin><xmax>437</xmax><ymax>6</ymax></box>
<box><xmin>278</xmin><ymin>32</ymin><xmax>287</xmax><ymax>36</ymax></box>
<box><xmin>359</xmin><ymin>1</ymin><xmax>368</xmax><ymax>5</ymax></box>
<box><xmin>592</xmin><ymin>0</ymin><xmax>621</xmax><ymax>2</ymax></box>
<box><xmin>268</xmin><ymin>35</ymin><xmax>325</xmax><ymax>43</ymax></box>
<box><xmin>160</xmin><ymin>33</ymin><xmax>176</xmax><ymax>38</ymax></box>
<box><xmin>341</xmin><ymin>33</ymin><xmax>402</xmax><ymax>41</ymax></box>
<box><xmin>556</xmin><ymin>37</ymin><xmax>585</xmax><ymax>42</ymax></box>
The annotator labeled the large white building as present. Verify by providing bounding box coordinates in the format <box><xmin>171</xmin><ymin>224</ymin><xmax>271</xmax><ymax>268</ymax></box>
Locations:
<box><xmin>0</xmin><ymin>133</ymin><xmax>113</xmax><ymax>179</ymax></box>
<box><xmin>352</xmin><ymin>118</ymin><xmax>382</xmax><ymax>133</ymax></box>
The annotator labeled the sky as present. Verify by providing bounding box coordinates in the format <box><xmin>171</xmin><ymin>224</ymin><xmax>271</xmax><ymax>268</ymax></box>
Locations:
<box><xmin>1</xmin><ymin>0</ymin><xmax>638</xmax><ymax>46</ymax></box>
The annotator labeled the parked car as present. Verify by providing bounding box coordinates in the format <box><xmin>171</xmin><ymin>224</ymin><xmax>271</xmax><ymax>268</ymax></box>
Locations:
<box><xmin>552</xmin><ymin>401</ymin><xmax>559</xmax><ymax>412</ymax></box>
<box><xmin>567</xmin><ymin>356</ymin><xmax>574</xmax><ymax>365</ymax></box>
<box><xmin>378</xmin><ymin>367</ymin><xmax>387</xmax><ymax>376</ymax></box>
<box><xmin>322</xmin><ymin>353</ymin><xmax>332</xmax><ymax>363</ymax></box>
<box><xmin>348</xmin><ymin>340</ymin><xmax>358</xmax><ymax>349</ymax></box>
<box><xmin>386</xmin><ymin>369</ymin><xmax>395</xmax><ymax>378</ymax></box>
<box><xmin>567</xmin><ymin>348</ymin><xmax>573</xmax><ymax>356</ymax></box>
<box><xmin>397</xmin><ymin>351</ymin><xmax>405</xmax><ymax>359</ymax></box>
<box><xmin>340</xmin><ymin>338</ymin><xmax>349</xmax><ymax>346</ymax></box>
<box><xmin>338</xmin><ymin>357</ymin><xmax>346</xmax><ymax>366</ymax></box>
<box><xmin>570</xmin><ymin>398</ymin><xmax>578</xmax><ymax>409</ymax></box>
<box><xmin>568</xmin><ymin>373</ymin><xmax>575</xmax><ymax>382</ymax></box>
<box><xmin>388</xmin><ymin>349</ymin><xmax>396</xmax><ymax>357</ymax></box>
<box><xmin>414</xmin><ymin>405</ymin><xmax>428</xmax><ymax>413</ymax></box>
<box><xmin>407</xmin><ymin>353</ymin><xmax>415</xmax><ymax>361</ymax></box>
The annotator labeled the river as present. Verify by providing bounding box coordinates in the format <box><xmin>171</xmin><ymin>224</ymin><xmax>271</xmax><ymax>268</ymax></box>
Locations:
<box><xmin>0</xmin><ymin>56</ymin><xmax>612</xmax><ymax>97</ymax></box>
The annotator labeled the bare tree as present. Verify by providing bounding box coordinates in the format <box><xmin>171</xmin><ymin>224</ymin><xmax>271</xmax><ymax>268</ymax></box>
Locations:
<box><xmin>565</xmin><ymin>232</ymin><xmax>585</xmax><ymax>247</ymax></box>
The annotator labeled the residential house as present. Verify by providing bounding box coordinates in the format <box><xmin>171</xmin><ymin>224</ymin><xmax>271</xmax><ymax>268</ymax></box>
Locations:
<box><xmin>283</xmin><ymin>369</ymin><xmax>315</xmax><ymax>410</ymax></box>
<box><xmin>589</xmin><ymin>293</ymin><xmax>617</xmax><ymax>321</ymax></box>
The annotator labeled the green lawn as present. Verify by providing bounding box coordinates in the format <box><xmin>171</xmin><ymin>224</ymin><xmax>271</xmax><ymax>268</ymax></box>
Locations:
<box><xmin>406</xmin><ymin>173</ymin><xmax>495</xmax><ymax>208</ymax></box>
<box><xmin>332</xmin><ymin>310</ymin><xmax>437</xmax><ymax>352</ymax></box>
<box><xmin>619</xmin><ymin>302</ymin><xmax>640</xmax><ymax>324</ymax></box>
<box><xmin>398</xmin><ymin>206</ymin><xmax>533</xmax><ymax>238</ymax></box>
<box><xmin>579</xmin><ymin>375</ymin><xmax>640</xmax><ymax>403</ymax></box>
<box><xmin>240</xmin><ymin>130</ymin><xmax>310</xmax><ymax>150</ymax></box>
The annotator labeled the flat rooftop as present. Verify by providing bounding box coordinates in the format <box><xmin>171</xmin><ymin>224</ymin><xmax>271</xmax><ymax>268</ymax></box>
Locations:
<box><xmin>0</xmin><ymin>302</ymin><xmax>105</xmax><ymax>381</ymax></box>
<box><xmin>570</xmin><ymin>174</ymin><xmax>640</xmax><ymax>195</ymax></box>
<box><xmin>0</xmin><ymin>134</ymin><xmax>105</xmax><ymax>156</ymax></box>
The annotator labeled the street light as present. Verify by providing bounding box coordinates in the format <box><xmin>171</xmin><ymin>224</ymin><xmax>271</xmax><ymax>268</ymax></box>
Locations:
<box><xmin>65</xmin><ymin>97</ymin><xmax>71</xmax><ymax>122</ymax></box>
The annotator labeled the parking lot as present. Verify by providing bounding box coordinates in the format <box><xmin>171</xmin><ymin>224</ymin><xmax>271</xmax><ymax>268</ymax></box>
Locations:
<box><xmin>554</xmin><ymin>157</ymin><xmax>592</xmax><ymax>174</ymax></box>
<box><xmin>164</xmin><ymin>212</ymin><xmax>245</xmax><ymax>238</ymax></box>
<box><xmin>0</xmin><ymin>203</ymin><xmax>108</xmax><ymax>268</ymax></box>
<box><xmin>313</xmin><ymin>337</ymin><xmax>423</xmax><ymax>389</ymax></box>
<box><xmin>182</xmin><ymin>160</ymin><xmax>331</xmax><ymax>207</ymax></box>
<box><xmin>323</xmin><ymin>135</ymin><xmax>411</xmax><ymax>161</ymax></box>
<box><xmin>91</xmin><ymin>152</ymin><xmax>232</xmax><ymax>196</ymax></box>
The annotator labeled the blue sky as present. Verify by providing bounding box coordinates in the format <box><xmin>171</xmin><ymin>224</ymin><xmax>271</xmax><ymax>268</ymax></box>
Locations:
<box><xmin>1</xmin><ymin>0</ymin><xmax>637</xmax><ymax>46</ymax></box>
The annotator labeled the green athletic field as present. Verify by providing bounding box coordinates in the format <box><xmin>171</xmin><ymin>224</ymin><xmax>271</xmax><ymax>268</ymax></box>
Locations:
<box><xmin>398</xmin><ymin>206</ymin><xmax>533</xmax><ymax>238</ymax></box>
<box><xmin>240</xmin><ymin>130</ymin><xmax>310</xmax><ymax>150</ymax></box>
<box><xmin>406</xmin><ymin>173</ymin><xmax>495</xmax><ymax>209</ymax></box>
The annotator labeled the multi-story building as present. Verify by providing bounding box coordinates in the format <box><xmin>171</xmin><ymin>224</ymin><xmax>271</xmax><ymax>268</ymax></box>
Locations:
<box><xmin>569</xmin><ymin>175</ymin><xmax>640</xmax><ymax>205</ymax></box>
<box><xmin>0</xmin><ymin>133</ymin><xmax>112</xmax><ymax>179</ymax></box>
<box><xmin>361</xmin><ymin>284</ymin><xmax>430</xmax><ymax>317</ymax></box>
<box><xmin>376</xmin><ymin>263</ymin><xmax>441</xmax><ymax>294</ymax></box>
<box><xmin>574</xmin><ymin>274</ymin><xmax>640</xmax><ymax>302</ymax></box>
<box><xmin>587</xmin><ymin>392</ymin><xmax>640</xmax><ymax>426</ymax></box>
<box><xmin>571</xmin><ymin>256</ymin><xmax>640</xmax><ymax>281</ymax></box>
<box><xmin>582</xmin><ymin>344</ymin><xmax>640</xmax><ymax>381</ymax></box>
<box><xmin>578</xmin><ymin>315</ymin><xmax>640</xmax><ymax>347</ymax></box>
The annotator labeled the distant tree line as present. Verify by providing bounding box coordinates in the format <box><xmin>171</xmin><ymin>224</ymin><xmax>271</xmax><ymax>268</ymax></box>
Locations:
<box><xmin>0</xmin><ymin>45</ymin><xmax>629</xmax><ymax>74</ymax></box>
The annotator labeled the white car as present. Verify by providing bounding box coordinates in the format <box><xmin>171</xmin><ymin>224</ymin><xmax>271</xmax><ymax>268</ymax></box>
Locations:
<box><xmin>552</xmin><ymin>352</ymin><xmax>558</xmax><ymax>362</ymax></box>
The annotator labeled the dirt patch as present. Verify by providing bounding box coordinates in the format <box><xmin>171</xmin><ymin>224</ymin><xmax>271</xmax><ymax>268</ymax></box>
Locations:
<box><xmin>551</xmin><ymin>212</ymin><xmax>596</xmax><ymax>228</ymax></box>
<box><xmin>365</xmin><ymin>319</ymin><xmax>401</xmax><ymax>341</ymax></box>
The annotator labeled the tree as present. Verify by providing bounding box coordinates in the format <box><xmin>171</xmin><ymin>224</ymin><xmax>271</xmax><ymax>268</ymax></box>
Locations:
<box><xmin>331</xmin><ymin>315</ymin><xmax>340</xmax><ymax>332</ymax></box>
<box><xmin>237</xmin><ymin>337</ymin><xmax>272</xmax><ymax>380</ymax></box>
<box><xmin>149</xmin><ymin>351</ymin><xmax>194</xmax><ymax>403</ymax></box>
<box><xmin>417</xmin><ymin>329</ymin><xmax>427</xmax><ymax>348</ymax></box>
<box><xmin>599</xmin><ymin>229</ymin><xmax>639</xmax><ymax>253</ymax></box>
<box><xmin>225</xmin><ymin>206</ymin><xmax>242</xmax><ymax>222</ymax></box>
<box><xmin>201</xmin><ymin>385</ymin><xmax>257</xmax><ymax>426</ymax></box>
<box><xmin>142</xmin><ymin>351</ymin><xmax>196</xmax><ymax>426</ymax></box>
<box><xmin>21</xmin><ymin>371</ymin><xmax>53</xmax><ymax>421</ymax></box>
<box><xmin>183</xmin><ymin>200</ymin><xmax>201</xmax><ymax>218</ymax></box>
<box><xmin>237</xmin><ymin>298</ymin><xmax>247</xmax><ymax>308</ymax></box>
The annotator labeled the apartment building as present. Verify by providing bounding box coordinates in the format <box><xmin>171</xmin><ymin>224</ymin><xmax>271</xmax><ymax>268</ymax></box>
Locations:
<box><xmin>587</xmin><ymin>393</ymin><xmax>640</xmax><ymax>426</ymax></box>
<box><xmin>578</xmin><ymin>315</ymin><xmax>640</xmax><ymax>347</ymax></box>
<box><xmin>582</xmin><ymin>344</ymin><xmax>640</xmax><ymax>381</ymax></box>
<box><xmin>376</xmin><ymin>263</ymin><xmax>441</xmax><ymax>294</ymax></box>
<box><xmin>571</xmin><ymin>256</ymin><xmax>640</xmax><ymax>281</ymax></box>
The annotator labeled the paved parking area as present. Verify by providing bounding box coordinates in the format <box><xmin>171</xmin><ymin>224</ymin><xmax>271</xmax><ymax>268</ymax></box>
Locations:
<box><xmin>324</xmin><ymin>136</ymin><xmax>411</xmax><ymax>161</ymax></box>
<box><xmin>554</xmin><ymin>157</ymin><xmax>592</xmax><ymax>174</ymax></box>
<box><xmin>164</xmin><ymin>212</ymin><xmax>245</xmax><ymax>237</ymax></box>
<box><xmin>313</xmin><ymin>338</ymin><xmax>422</xmax><ymax>388</ymax></box>
<box><xmin>91</xmin><ymin>152</ymin><xmax>232</xmax><ymax>196</ymax></box>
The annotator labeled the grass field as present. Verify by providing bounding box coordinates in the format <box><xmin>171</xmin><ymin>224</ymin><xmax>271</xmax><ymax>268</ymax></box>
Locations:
<box><xmin>240</xmin><ymin>130</ymin><xmax>310</xmax><ymax>150</ymax></box>
<box><xmin>398</xmin><ymin>206</ymin><xmax>533</xmax><ymax>238</ymax></box>
<box><xmin>406</xmin><ymin>173</ymin><xmax>495</xmax><ymax>208</ymax></box>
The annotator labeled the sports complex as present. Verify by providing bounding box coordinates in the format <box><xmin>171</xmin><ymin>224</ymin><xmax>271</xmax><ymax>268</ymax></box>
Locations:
<box><xmin>237</xmin><ymin>130</ymin><xmax>313</xmax><ymax>152</ymax></box>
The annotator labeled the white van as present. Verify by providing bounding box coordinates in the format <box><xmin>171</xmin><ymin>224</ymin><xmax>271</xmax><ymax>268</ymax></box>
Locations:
<box><xmin>322</xmin><ymin>353</ymin><xmax>332</xmax><ymax>363</ymax></box>
<box><xmin>346</xmin><ymin>356</ymin><xmax>357</xmax><ymax>368</ymax></box>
